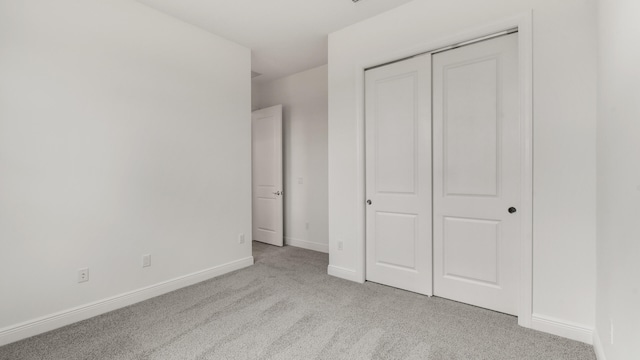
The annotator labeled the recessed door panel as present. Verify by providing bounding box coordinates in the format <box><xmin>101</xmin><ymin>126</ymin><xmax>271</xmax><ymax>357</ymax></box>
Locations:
<box><xmin>375</xmin><ymin>75</ymin><xmax>417</xmax><ymax>194</ymax></box>
<box><xmin>253</xmin><ymin>118</ymin><xmax>278</xmax><ymax>185</ymax></box>
<box><xmin>443</xmin><ymin>217</ymin><xmax>499</xmax><ymax>285</ymax></box>
<box><xmin>444</xmin><ymin>58</ymin><xmax>500</xmax><ymax>197</ymax></box>
<box><xmin>365</xmin><ymin>55</ymin><xmax>432</xmax><ymax>296</ymax></box>
<box><xmin>375</xmin><ymin>212</ymin><xmax>417</xmax><ymax>270</ymax></box>
<box><xmin>433</xmin><ymin>33</ymin><xmax>520</xmax><ymax>315</ymax></box>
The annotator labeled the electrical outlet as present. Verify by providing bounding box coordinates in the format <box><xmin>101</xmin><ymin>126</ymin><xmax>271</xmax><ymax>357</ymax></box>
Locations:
<box><xmin>305</xmin><ymin>222</ymin><xmax>310</xmax><ymax>230</ymax></box>
<box><xmin>338</xmin><ymin>241</ymin><xmax>343</xmax><ymax>251</ymax></box>
<box><xmin>78</xmin><ymin>268</ymin><xmax>89</xmax><ymax>283</ymax></box>
<box><xmin>610</xmin><ymin>319</ymin><xmax>614</xmax><ymax>344</ymax></box>
<box><xmin>238</xmin><ymin>233</ymin><xmax>245</xmax><ymax>244</ymax></box>
<box><xmin>142</xmin><ymin>254</ymin><xmax>151</xmax><ymax>268</ymax></box>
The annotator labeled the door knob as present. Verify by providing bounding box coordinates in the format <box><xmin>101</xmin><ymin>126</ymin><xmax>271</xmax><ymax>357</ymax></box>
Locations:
<box><xmin>273</xmin><ymin>191</ymin><xmax>281</xmax><ymax>196</ymax></box>
<box><xmin>367</xmin><ymin>199</ymin><xmax>372</xmax><ymax>205</ymax></box>
<box><xmin>508</xmin><ymin>207</ymin><xmax>517</xmax><ymax>214</ymax></box>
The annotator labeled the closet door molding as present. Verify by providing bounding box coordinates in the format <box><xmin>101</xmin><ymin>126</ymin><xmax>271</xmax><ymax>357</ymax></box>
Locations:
<box><xmin>352</xmin><ymin>13</ymin><xmax>533</xmax><ymax>327</ymax></box>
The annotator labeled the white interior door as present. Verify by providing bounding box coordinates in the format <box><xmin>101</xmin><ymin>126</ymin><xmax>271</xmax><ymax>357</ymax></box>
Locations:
<box><xmin>252</xmin><ymin>105</ymin><xmax>283</xmax><ymax>246</ymax></box>
<box><xmin>365</xmin><ymin>55</ymin><xmax>432</xmax><ymax>295</ymax></box>
<box><xmin>432</xmin><ymin>33</ymin><xmax>520</xmax><ymax>315</ymax></box>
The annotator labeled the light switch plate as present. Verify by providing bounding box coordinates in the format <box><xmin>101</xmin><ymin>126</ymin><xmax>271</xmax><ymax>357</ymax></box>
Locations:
<box><xmin>142</xmin><ymin>254</ymin><xmax>151</xmax><ymax>268</ymax></box>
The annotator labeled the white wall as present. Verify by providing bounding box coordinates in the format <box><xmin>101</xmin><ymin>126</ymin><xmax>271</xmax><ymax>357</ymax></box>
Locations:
<box><xmin>252</xmin><ymin>66</ymin><xmax>329</xmax><ymax>253</ymax></box>
<box><xmin>0</xmin><ymin>0</ymin><xmax>251</xmax><ymax>343</ymax></box>
<box><xmin>328</xmin><ymin>0</ymin><xmax>597</xmax><ymax>341</ymax></box>
<box><xmin>596</xmin><ymin>0</ymin><xmax>640</xmax><ymax>358</ymax></box>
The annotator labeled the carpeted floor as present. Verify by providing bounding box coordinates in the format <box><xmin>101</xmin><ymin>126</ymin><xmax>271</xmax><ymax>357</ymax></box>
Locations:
<box><xmin>0</xmin><ymin>242</ymin><xmax>596</xmax><ymax>360</ymax></box>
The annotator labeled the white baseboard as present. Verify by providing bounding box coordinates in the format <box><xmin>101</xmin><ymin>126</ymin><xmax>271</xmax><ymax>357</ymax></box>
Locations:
<box><xmin>327</xmin><ymin>264</ymin><xmax>363</xmax><ymax>283</ymax></box>
<box><xmin>0</xmin><ymin>256</ymin><xmax>254</xmax><ymax>347</ymax></box>
<box><xmin>592</xmin><ymin>329</ymin><xmax>607</xmax><ymax>360</ymax></box>
<box><xmin>530</xmin><ymin>313</ymin><xmax>593</xmax><ymax>344</ymax></box>
<box><xmin>285</xmin><ymin>237</ymin><xmax>328</xmax><ymax>253</ymax></box>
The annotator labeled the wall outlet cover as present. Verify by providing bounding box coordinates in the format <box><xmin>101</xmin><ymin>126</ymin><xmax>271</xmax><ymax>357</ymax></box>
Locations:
<box><xmin>78</xmin><ymin>268</ymin><xmax>89</xmax><ymax>283</ymax></box>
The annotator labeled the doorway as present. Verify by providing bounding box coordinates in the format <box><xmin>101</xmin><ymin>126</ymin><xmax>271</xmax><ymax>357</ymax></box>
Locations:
<box><xmin>252</xmin><ymin>105</ymin><xmax>284</xmax><ymax>247</ymax></box>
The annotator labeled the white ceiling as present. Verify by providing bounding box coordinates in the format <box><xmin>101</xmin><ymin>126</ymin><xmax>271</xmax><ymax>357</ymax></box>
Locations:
<box><xmin>137</xmin><ymin>0</ymin><xmax>415</xmax><ymax>83</ymax></box>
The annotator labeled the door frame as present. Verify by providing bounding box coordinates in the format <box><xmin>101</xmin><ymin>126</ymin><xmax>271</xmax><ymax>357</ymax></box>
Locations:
<box><xmin>356</xmin><ymin>13</ymin><xmax>533</xmax><ymax>327</ymax></box>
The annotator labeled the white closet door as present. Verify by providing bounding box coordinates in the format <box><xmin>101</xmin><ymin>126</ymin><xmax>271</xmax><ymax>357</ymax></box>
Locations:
<box><xmin>365</xmin><ymin>55</ymin><xmax>432</xmax><ymax>295</ymax></box>
<box><xmin>252</xmin><ymin>105</ymin><xmax>283</xmax><ymax>246</ymax></box>
<box><xmin>432</xmin><ymin>33</ymin><xmax>520</xmax><ymax>315</ymax></box>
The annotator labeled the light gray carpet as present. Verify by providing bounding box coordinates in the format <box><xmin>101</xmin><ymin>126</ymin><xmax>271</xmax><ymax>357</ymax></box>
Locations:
<box><xmin>0</xmin><ymin>242</ymin><xmax>596</xmax><ymax>360</ymax></box>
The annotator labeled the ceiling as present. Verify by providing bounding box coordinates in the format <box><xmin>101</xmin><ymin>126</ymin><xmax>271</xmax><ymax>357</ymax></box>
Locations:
<box><xmin>137</xmin><ymin>0</ymin><xmax>415</xmax><ymax>83</ymax></box>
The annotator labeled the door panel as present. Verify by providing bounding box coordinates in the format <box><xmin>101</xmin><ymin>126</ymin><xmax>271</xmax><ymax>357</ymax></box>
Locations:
<box><xmin>433</xmin><ymin>33</ymin><xmax>520</xmax><ymax>315</ymax></box>
<box><xmin>444</xmin><ymin>57</ymin><xmax>500</xmax><ymax>197</ymax></box>
<box><xmin>375</xmin><ymin>74</ymin><xmax>418</xmax><ymax>194</ymax></box>
<box><xmin>375</xmin><ymin>212</ymin><xmax>417</xmax><ymax>269</ymax></box>
<box><xmin>365</xmin><ymin>55</ymin><xmax>432</xmax><ymax>296</ymax></box>
<box><xmin>443</xmin><ymin>217</ymin><xmax>499</xmax><ymax>285</ymax></box>
<box><xmin>252</xmin><ymin>105</ymin><xmax>283</xmax><ymax>246</ymax></box>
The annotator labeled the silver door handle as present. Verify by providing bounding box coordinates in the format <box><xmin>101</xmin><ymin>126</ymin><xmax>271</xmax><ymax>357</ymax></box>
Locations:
<box><xmin>273</xmin><ymin>191</ymin><xmax>281</xmax><ymax>196</ymax></box>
